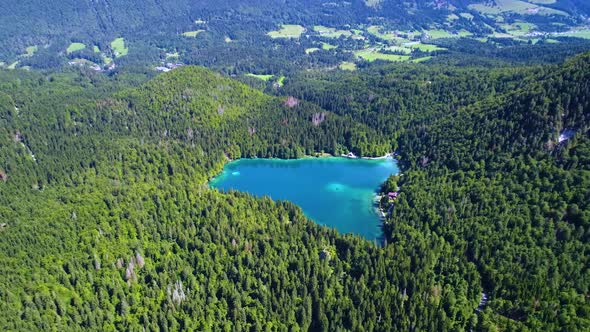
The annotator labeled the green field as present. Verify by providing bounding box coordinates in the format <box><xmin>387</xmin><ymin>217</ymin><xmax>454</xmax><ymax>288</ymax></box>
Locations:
<box><xmin>93</xmin><ymin>46</ymin><xmax>100</xmax><ymax>53</ymax></box>
<box><xmin>313</xmin><ymin>25</ymin><xmax>352</xmax><ymax>38</ymax></box>
<box><xmin>409</xmin><ymin>43</ymin><xmax>447</xmax><ymax>52</ymax></box>
<box><xmin>166</xmin><ymin>52</ymin><xmax>179</xmax><ymax>58</ymax></box>
<box><xmin>25</xmin><ymin>45</ymin><xmax>38</xmax><ymax>56</ymax></box>
<box><xmin>246</xmin><ymin>73</ymin><xmax>274</xmax><ymax>81</ymax></box>
<box><xmin>305</xmin><ymin>48</ymin><xmax>320</xmax><ymax>54</ymax></box>
<box><xmin>182</xmin><ymin>30</ymin><xmax>205</xmax><ymax>37</ymax></box>
<box><xmin>321</xmin><ymin>42</ymin><xmax>337</xmax><ymax>50</ymax></box>
<box><xmin>267</xmin><ymin>25</ymin><xmax>305</xmax><ymax>39</ymax></box>
<box><xmin>460</xmin><ymin>12</ymin><xmax>474</xmax><ymax>20</ymax></box>
<box><xmin>458</xmin><ymin>30</ymin><xmax>473</xmax><ymax>37</ymax></box>
<box><xmin>7</xmin><ymin>61</ymin><xmax>19</xmax><ymax>69</ymax></box>
<box><xmin>110</xmin><ymin>38</ymin><xmax>128</xmax><ymax>57</ymax></box>
<box><xmin>355</xmin><ymin>49</ymin><xmax>410</xmax><ymax>62</ymax></box>
<box><xmin>351</xmin><ymin>29</ymin><xmax>365</xmax><ymax>40</ymax></box>
<box><xmin>424</xmin><ymin>29</ymin><xmax>454</xmax><ymax>39</ymax></box>
<box><xmin>277</xmin><ymin>75</ymin><xmax>286</xmax><ymax>87</ymax></box>
<box><xmin>67</xmin><ymin>43</ymin><xmax>86</xmax><ymax>54</ymax></box>
<box><xmin>492</xmin><ymin>32</ymin><xmax>515</xmax><ymax>38</ymax></box>
<box><xmin>468</xmin><ymin>3</ymin><xmax>503</xmax><ymax>14</ymax></box>
<box><xmin>421</xmin><ymin>29</ymin><xmax>471</xmax><ymax>39</ymax></box>
<box><xmin>469</xmin><ymin>0</ymin><xmax>567</xmax><ymax>16</ymax></box>
<box><xmin>339</xmin><ymin>61</ymin><xmax>357</xmax><ymax>71</ymax></box>
<box><xmin>366</xmin><ymin>26</ymin><xmax>397</xmax><ymax>41</ymax></box>
<box><xmin>447</xmin><ymin>14</ymin><xmax>459</xmax><ymax>21</ymax></box>
<box><xmin>559</xmin><ymin>29</ymin><xmax>590</xmax><ymax>39</ymax></box>
<box><xmin>500</xmin><ymin>22</ymin><xmax>536</xmax><ymax>37</ymax></box>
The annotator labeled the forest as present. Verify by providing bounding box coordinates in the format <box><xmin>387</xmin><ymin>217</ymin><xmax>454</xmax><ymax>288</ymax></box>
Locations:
<box><xmin>0</xmin><ymin>32</ymin><xmax>589</xmax><ymax>330</ymax></box>
<box><xmin>280</xmin><ymin>53</ymin><xmax>590</xmax><ymax>330</ymax></box>
<box><xmin>3</xmin><ymin>0</ymin><xmax>590</xmax><ymax>75</ymax></box>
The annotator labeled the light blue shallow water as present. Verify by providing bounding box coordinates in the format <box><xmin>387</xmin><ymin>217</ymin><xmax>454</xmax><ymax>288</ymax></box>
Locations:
<box><xmin>210</xmin><ymin>157</ymin><xmax>399</xmax><ymax>240</ymax></box>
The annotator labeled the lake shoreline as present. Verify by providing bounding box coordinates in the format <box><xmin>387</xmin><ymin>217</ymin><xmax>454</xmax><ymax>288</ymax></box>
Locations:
<box><xmin>304</xmin><ymin>152</ymin><xmax>393</xmax><ymax>160</ymax></box>
<box><xmin>210</xmin><ymin>154</ymin><xmax>399</xmax><ymax>240</ymax></box>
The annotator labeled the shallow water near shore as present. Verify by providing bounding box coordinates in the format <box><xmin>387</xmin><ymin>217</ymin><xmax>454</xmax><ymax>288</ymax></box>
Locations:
<box><xmin>210</xmin><ymin>157</ymin><xmax>399</xmax><ymax>240</ymax></box>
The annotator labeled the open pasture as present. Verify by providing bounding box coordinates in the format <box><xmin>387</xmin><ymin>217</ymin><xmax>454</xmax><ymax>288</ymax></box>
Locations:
<box><xmin>67</xmin><ymin>43</ymin><xmax>86</xmax><ymax>54</ymax></box>
<box><xmin>313</xmin><ymin>26</ymin><xmax>352</xmax><ymax>38</ymax></box>
<box><xmin>267</xmin><ymin>25</ymin><xmax>305</xmax><ymax>39</ymax></box>
<box><xmin>111</xmin><ymin>38</ymin><xmax>128</xmax><ymax>57</ymax></box>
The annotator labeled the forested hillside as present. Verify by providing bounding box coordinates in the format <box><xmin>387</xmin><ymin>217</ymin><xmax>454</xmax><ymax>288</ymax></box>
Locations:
<box><xmin>281</xmin><ymin>53</ymin><xmax>590</xmax><ymax>330</ymax></box>
<box><xmin>0</xmin><ymin>0</ymin><xmax>435</xmax><ymax>58</ymax></box>
<box><xmin>0</xmin><ymin>66</ymin><xmax>415</xmax><ymax>331</ymax></box>
<box><xmin>0</xmin><ymin>46</ymin><xmax>589</xmax><ymax>331</ymax></box>
<box><xmin>390</xmin><ymin>54</ymin><xmax>590</xmax><ymax>330</ymax></box>
<box><xmin>3</xmin><ymin>0</ymin><xmax>590</xmax><ymax>73</ymax></box>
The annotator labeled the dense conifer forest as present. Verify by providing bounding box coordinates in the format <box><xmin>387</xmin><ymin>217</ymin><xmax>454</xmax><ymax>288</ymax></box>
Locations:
<box><xmin>0</xmin><ymin>48</ymin><xmax>589</xmax><ymax>330</ymax></box>
<box><xmin>1</xmin><ymin>1</ymin><xmax>590</xmax><ymax>331</ymax></box>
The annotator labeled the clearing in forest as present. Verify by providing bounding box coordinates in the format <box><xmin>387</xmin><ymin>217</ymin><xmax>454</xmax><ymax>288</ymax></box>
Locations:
<box><xmin>111</xmin><ymin>38</ymin><xmax>128</xmax><ymax>57</ymax></box>
<box><xmin>267</xmin><ymin>25</ymin><xmax>305</xmax><ymax>38</ymax></box>
<box><xmin>182</xmin><ymin>30</ymin><xmax>205</xmax><ymax>37</ymax></box>
<box><xmin>558</xmin><ymin>28</ymin><xmax>590</xmax><ymax>39</ymax></box>
<box><xmin>409</xmin><ymin>44</ymin><xmax>447</xmax><ymax>52</ymax></box>
<box><xmin>313</xmin><ymin>26</ymin><xmax>352</xmax><ymax>38</ymax></box>
<box><xmin>25</xmin><ymin>46</ymin><xmax>38</xmax><ymax>56</ymax></box>
<box><xmin>339</xmin><ymin>61</ymin><xmax>357</xmax><ymax>71</ymax></box>
<box><xmin>246</xmin><ymin>73</ymin><xmax>274</xmax><ymax>81</ymax></box>
<box><xmin>468</xmin><ymin>0</ymin><xmax>567</xmax><ymax>16</ymax></box>
<box><xmin>321</xmin><ymin>42</ymin><xmax>337</xmax><ymax>50</ymax></box>
<box><xmin>355</xmin><ymin>48</ymin><xmax>410</xmax><ymax>62</ymax></box>
<box><xmin>366</xmin><ymin>26</ymin><xmax>397</xmax><ymax>41</ymax></box>
<box><xmin>67</xmin><ymin>43</ymin><xmax>86</xmax><ymax>54</ymax></box>
<box><xmin>499</xmin><ymin>22</ymin><xmax>536</xmax><ymax>37</ymax></box>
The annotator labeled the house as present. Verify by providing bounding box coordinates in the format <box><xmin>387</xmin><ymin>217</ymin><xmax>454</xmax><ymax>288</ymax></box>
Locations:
<box><xmin>387</xmin><ymin>192</ymin><xmax>399</xmax><ymax>202</ymax></box>
<box><xmin>345</xmin><ymin>152</ymin><xmax>357</xmax><ymax>158</ymax></box>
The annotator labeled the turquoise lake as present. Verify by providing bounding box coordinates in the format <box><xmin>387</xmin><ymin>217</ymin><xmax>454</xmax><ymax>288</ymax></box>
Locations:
<box><xmin>210</xmin><ymin>157</ymin><xmax>399</xmax><ymax>240</ymax></box>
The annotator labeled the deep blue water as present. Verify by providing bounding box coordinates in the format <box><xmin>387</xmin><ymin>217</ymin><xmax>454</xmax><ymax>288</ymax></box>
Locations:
<box><xmin>209</xmin><ymin>157</ymin><xmax>399</xmax><ymax>240</ymax></box>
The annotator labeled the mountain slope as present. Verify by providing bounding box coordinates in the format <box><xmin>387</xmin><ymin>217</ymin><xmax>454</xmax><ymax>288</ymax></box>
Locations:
<box><xmin>278</xmin><ymin>53</ymin><xmax>590</xmax><ymax>330</ymax></box>
<box><xmin>1</xmin><ymin>49</ymin><xmax>589</xmax><ymax>331</ymax></box>
<box><xmin>0</xmin><ymin>66</ymin><xmax>431</xmax><ymax>331</ymax></box>
<box><xmin>2</xmin><ymin>0</ymin><xmax>589</xmax><ymax>64</ymax></box>
<box><xmin>390</xmin><ymin>53</ymin><xmax>590</xmax><ymax>330</ymax></box>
